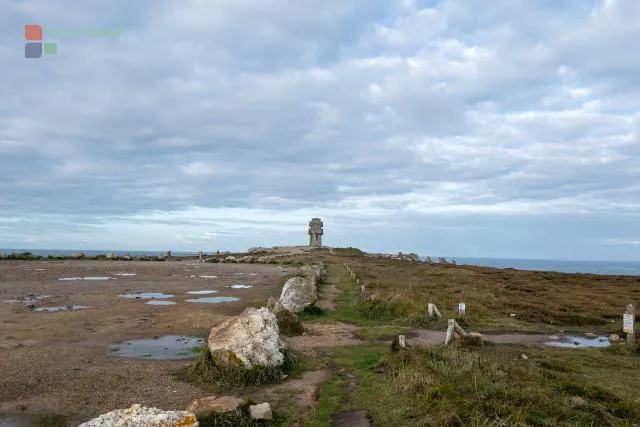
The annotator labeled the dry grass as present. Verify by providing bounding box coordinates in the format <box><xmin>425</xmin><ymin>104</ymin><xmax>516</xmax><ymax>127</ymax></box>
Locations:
<box><xmin>334</xmin><ymin>256</ymin><xmax>640</xmax><ymax>332</ymax></box>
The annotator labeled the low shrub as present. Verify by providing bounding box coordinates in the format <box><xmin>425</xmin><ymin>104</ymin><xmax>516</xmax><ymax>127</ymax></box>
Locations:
<box><xmin>188</xmin><ymin>347</ymin><xmax>298</xmax><ymax>390</ymax></box>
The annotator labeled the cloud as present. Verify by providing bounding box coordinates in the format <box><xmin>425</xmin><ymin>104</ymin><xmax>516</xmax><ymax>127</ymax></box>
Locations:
<box><xmin>0</xmin><ymin>0</ymin><xmax>639</xmax><ymax>260</ymax></box>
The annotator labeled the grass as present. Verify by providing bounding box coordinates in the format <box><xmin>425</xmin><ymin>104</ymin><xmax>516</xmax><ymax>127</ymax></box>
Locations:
<box><xmin>276</xmin><ymin>310</ymin><xmax>305</xmax><ymax>337</ymax></box>
<box><xmin>304</xmin><ymin>343</ymin><xmax>640</xmax><ymax>426</ymax></box>
<box><xmin>326</xmin><ymin>255</ymin><xmax>640</xmax><ymax>333</ymax></box>
<box><xmin>185</xmin><ymin>347</ymin><xmax>299</xmax><ymax>391</ymax></box>
<box><xmin>354</xmin><ymin>326</ymin><xmax>413</xmax><ymax>341</ymax></box>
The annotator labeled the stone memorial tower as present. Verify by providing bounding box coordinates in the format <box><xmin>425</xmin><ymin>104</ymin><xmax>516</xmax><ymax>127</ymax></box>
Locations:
<box><xmin>308</xmin><ymin>218</ymin><xmax>323</xmax><ymax>247</ymax></box>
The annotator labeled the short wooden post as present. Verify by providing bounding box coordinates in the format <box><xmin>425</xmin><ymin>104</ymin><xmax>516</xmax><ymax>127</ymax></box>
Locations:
<box><xmin>454</xmin><ymin>320</ymin><xmax>468</xmax><ymax>337</ymax></box>
<box><xmin>445</xmin><ymin>319</ymin><xmax>455</xmax><ymax>345</ymax></box>
<box><xmin>624</xmin><ymin>304</ymin><xmax>635</xmax><ymax>343</ymax></box>
<box><xmin>398</xmin><ymin>335</ymin><xmax>406</xmax><ymax>348</ymax></box>
<box><xmin>199</xmin><ymin>251</ymin><xmax>204</xmax><ymax>262</ymax></box>
<box><xmin>428</xmin><ymin>303</ymin><xmax>442</xmax><ymax>320</ymax></box>
<box><xmin>457</xmin><ymin>302</ymin><xmax>466</xmax><ymax>316</ymax></box>
<box><xmin>361</xmin><ymin>285</ymin><xmax>365</xmax><ymax>293</ymax></box>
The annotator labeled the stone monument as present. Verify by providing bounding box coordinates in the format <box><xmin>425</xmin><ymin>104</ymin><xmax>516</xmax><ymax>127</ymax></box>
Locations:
<box><xmin>308</xmin><ymin>218</ymin><xmax>323</xmax><ymax>247</ymax></box>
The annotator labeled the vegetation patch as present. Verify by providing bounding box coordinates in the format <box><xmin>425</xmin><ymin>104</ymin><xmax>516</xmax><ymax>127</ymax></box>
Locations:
<box><xmin>354</xmin><ymin>326</ymin><xmax>412</xmax><ymax>341</ymax></box>
<box><xmin>304</xmin><ymin>343</ymin><xmax>640</xmax><ymax>426</ymax></box>
<box><xmin>276</xmin><ymin>310</ymin><xmax>305</xmax><ymax>337</ymax></box>
<box><xmin>186</xmin><ymin>347</ymin><xmax>299</xmax><ymax>391</ymax></box>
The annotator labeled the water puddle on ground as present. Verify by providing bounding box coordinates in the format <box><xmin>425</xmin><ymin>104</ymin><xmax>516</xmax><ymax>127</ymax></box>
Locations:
<box><xmin>248</xmin><ymin>273</ymin><xmax>258</xmax><ymax>276</ymax></box>
<box><xmin>119</xmin><ymin>293</ymin><xmax>175</xmax><ymax>299</ymax></box>
<box><xmin>33</xmin><ymin>305</ymin><xmax>91</xmax><ymax>312</ymax></box>
<box><xmin>199</xmin><ymin>275</ymin><xmax>217</xmax><ymax>279</ymax></box>
<box><xmin>110</xmin><ymin>335</ymin><xmax>205</xmax><ymax>360</ymax></box>
<box><xmin>545</xmin><ymin>335</ymin><xmax>610</xmax><ymax>348</ymax></box>
<box><xmin>1</xmin><ymin>295</ymin><xmax>52</xmax><ymax>304</ymax></box>
<box><xmin>227</xmin><ymin>284</ymin><xmax>253</xmax><ymax>289</ymax></box>
<box><xmin>187</xmin><ymin>290</ymin><xmax>218</xmax><ymax>295</ymax></box>
<box><xmin>114</xmin><ymin>273</ymin><xmax>137</xmax><ymax>276</ymax></box>
<box><xmin>145</xmin><ymin>300</ymin><xmax>177</xmax><ymax>306</ymax></box>
<box><xmin>58</xmin><ymin>276</ymin><xmax>113</xmax><ymax>281</ymax></box>
<box><xmin>185</xmin><ymin>296</ymin><xmax>240</xmax><ymax>304</ymax></box>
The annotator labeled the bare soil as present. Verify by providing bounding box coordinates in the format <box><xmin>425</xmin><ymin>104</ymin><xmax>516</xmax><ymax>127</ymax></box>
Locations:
<box><xmin>0</xmin><ymin>260</ymin><xmax>297</xmax><ymax>425</ymax></box>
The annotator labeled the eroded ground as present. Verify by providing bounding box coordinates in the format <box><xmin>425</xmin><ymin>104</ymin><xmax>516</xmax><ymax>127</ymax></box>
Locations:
<box><xmin>0</xmin><ymin>260</ymin><xmax>297</xmax><ymax>425</ymax></box>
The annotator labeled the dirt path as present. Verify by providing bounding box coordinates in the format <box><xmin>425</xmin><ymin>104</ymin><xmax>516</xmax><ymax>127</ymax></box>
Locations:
<box><xmin>316</xmin><ymin>284</ymin><xmax>339</xmax><ymax>310</ymax></box>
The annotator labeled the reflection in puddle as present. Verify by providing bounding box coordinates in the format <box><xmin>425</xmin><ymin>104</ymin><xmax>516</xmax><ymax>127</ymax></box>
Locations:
<box><xmin>119</xmin><ymin>293</ymin><xmax>174</xmax><ymax>299</ymax></box>
<box><xmin>545</xmin><ymin>335</ymin><xmax>610</xmax><ymax>348</ymax></box>
<box><xmin>185</xmin><ymin>297</ymin><xmax>240</xmax><ymax>304</ymax></box>
<box><xmin>228</xmin><ymin>284</ymin><xmax>253</xmax><ymax>289</ymax></box>
<box><xmin>58</xmin><ymin>277</ymin><xmax>113</xmax><ymax>281</ymax></box>
<box><xmin>110</xmin><ymin>335</ymin><xmax>205</xmax><ymax>360</ymax></box>
<box><xmin>1</xmin><ymin>295</ymin><xmax>52</xmax><ymax>304</ymax></box>
<box><xmin>187</xmin><ymin>290</ymin><xmax>218</xmax><ymax>295</ymax></box>
<box><xmin>145</xmin><ymin>300</ymin><xmax>177</xmax><ymax>306</ymax></box>
<box><xmin>199</xmin><ymin>275</ymin><xmax>217</xmax><ymax>279</ymax></box>
<box><xmin>33</xmin><ymin>305</ymin><xmax>90</xmax><ymax>312</ymax></box>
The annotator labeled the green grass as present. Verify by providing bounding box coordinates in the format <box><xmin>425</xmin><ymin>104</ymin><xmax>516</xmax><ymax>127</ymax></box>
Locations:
<box><xmin>185</xmin><ymin>347</ymin><xmax>299</xmax><ymax>391</ymax></box>
<box><xmin>276</xmin><ymin>310</ymin><xmax>305</xmax><ymax>337</ymax></box>
<box><xmin>354</xmin><ymin>326</ymin><xmax>413</xmax><ymax>341</ymax></box>
<box><xmin>304</xmin><ymin>343</ymin><xmax>640</xmax><ymax>426</ymax></box>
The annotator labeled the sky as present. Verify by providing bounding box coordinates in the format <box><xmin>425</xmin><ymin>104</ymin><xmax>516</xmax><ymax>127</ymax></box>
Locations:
<box><xmin>1</xmin><ymin>0</ymin><xmax>639</xmax><ymax>260</ymax></box>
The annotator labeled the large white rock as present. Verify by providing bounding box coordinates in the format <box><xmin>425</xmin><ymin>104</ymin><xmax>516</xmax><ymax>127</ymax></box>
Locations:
<box><xmin>208</xmin><ymin>307</ymin><xmax>287</xmax><ymax>369</ymax></box>
<box><xmin>279</xmin><ymin>276</ymin><xmax>317</xmax><ymax>313</ymax></box>
<box><xmin>79</xmin><ymin>404</ymin><xmax>198</xmax><ymax>427</ymax></box>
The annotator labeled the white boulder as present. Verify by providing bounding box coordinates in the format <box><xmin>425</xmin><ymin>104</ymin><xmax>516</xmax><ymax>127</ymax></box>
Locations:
<box><xmin>279</xmin><ymin>276</ymin><xmax>317</xmax><ymax>313</ymax></box>
<box><xmin>79</xmin><ymin>404</ymin><xmax>198</xmax><ymax>427</ymax></box>
<box><xmin>208</xmin><ymin>307</ymin><xmax>287</xmax><ymax>369</ymax></box>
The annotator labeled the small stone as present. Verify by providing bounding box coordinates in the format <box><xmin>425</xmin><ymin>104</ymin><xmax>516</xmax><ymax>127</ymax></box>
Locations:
<box><xmin>608</xmin><ymin>334</ymin><xmax>621</xmax><ymax>343</ymax></box>
<box><xmin>187</xmin><ymin>396</ymin><xmax>246</xmax><ymax>415</ymax></box>
<box><xmin>568</xmin><ymin>396</ymin><xmax>587</xmax><ymax>408</ymax></box>
<box><xmin>249</xmin><ymin>402</ymin><xmax>273</xmax><ymax>420</ymax></box>
<box><xmin>584</xmin><ymin>333</ymin><xmax>597</xmax><ymax>339</ymax></box>
<box><xmin>510</xmin><ymin>313</ymin><xmax>516</xmax><ymax>317</ymax></box>
<box><xmin>549</xmin><ymin>335</ymin><xmax>560</xmax><ymax>340</ymax></box>
<box><xmin>520</xmin><ymin>354</ymin><xmax>528</xmax><ymax>360</ymax></box>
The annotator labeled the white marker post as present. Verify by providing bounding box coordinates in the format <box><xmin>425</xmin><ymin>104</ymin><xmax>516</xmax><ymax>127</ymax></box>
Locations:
<box><xmin>458</xmin><ymin>303</ymin><xmax>466</xmax><ymax>316</ymax></box>
<box><xmin>623</xmin><ymin>304</ymin><xmax>635</xmax><ymax>343</ymax></box>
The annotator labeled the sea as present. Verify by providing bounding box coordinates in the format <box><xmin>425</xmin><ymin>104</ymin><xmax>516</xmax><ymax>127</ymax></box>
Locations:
<box><xmin>1</xmin><ymin>249</ymin><xmax>639</xmax><ymax>277</ymax></box>
<box><xmin>429</xmin><ymin>257</ymin><xmax>640</xmax><ymax>277</ymax></box>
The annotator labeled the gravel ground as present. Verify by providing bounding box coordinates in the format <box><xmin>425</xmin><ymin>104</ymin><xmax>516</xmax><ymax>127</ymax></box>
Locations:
<box><xmin>0</xmin><ymin>260</ymin><xmax>296</xmax><ymax>425</ymax></box>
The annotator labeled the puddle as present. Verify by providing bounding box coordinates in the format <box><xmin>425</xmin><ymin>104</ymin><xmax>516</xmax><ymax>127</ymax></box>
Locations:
<box><xmin>110</xmin><ymin>335</ymin><xmax>205</xmax><ymax>360</ymax></box>
<box><xmin>145</xmin><ymin>300</ymin><xmax>177</xmax><ymax>306</ymax></box>
<box><xmin>199</xmin><ymin>275</ymin><xmax>217</xmax><ymax>279</ymax></box>
<box><xmin>58</xmin><ymin>277</ymin><xmax>113</xmax><ymax>281</ymax></box>
<box><xmin>114</xmin><ymin>273</ymin><xmax>137</xmax><ymax>276</ymax></box>
<box><xmin>187</xmin><ymin>290</ymin><xmax>218</xmax><ymax>295</ymax></box>
<box><xmin>235</xmin><ymin>272</ymin><xmax>245</xmax><ymax>275</ymax></box>
<box><xmin>228</xmin><ymin>284</ymin><xmax>253</xmax><ymax>289</ymax></box>
<box><xmin>119</xmin><ymin>293</ymin><xmax>175</xmax><ymax>299</ymax></box>
<box><xmin>185</xmin><ymin>296</ymin><xmax>240</xmax><ymax>304</ymax></box>
<box><xmin>249</xmin><ymin>273</ymin><xmax>258</xmax><ymax>276</ymax></box>
<box><xmin>1</xmin><ymin>295</ymin><xmax>53</xmax><ymax>304</ymax></box>
<box><xmin>33</xmin><ymin>305</ymin><xmax>90</xmax><ymax>312</ymax></box>
<box><xmin>545</xmin><ymin>335</ymin><xmax>610</xmax><ymax>348</ymax></box>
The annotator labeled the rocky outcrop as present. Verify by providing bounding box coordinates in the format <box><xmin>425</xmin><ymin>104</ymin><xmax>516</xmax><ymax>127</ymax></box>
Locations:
<box><xmin>267</xmin><ymin>296</ymin><xmax>287</xmax><ymax>314</ymax></box>
<box><xmin>186</xmin><ymin>396</ymin><xmax>246</xmax><ymax>416</ymax></box>
<box><xmin>223</xmin><ymin>256</ymin><xmax>237</xmax><ymax>263</ymax></box>
<box><xmin>279</xmin><ymin>276</ymin><xmax>317</xmax><ymax>312</ymax></box>
<box><xmin>79</xmin><ymin>404</ymin><xmax>198</xmax><ymax>427</ymax></box>
<box><xmin>249</xmin><ymin>403</ymin><xmax>272</xmax><ymax>420</ymax></box>
<box><xmin>207</xmin><ymin>307</ymin><xmax>287</xmax><ymax>369</ymax></box>
<box><xmin>300</xmin><ymin>264</ymin><xmax>325</xmax><ymax>281</ymax></box>
<box><xmin>238</xmin><ymin>255</ymin><xmax>253</xmax><ymax>263</ymax></box>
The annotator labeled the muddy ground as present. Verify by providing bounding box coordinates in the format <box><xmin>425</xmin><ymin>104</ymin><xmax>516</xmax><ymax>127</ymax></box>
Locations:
<box><xmin>0</xmin><ymin>260</ymin><xmax>299</xmax><ymax>425</ymax></box>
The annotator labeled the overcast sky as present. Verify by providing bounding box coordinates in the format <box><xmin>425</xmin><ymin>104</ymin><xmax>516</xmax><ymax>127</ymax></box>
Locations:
<box><xmin>1</xmin><ymin>0</ymin><xmax>639</xmax><ymax>260</ymax></box>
